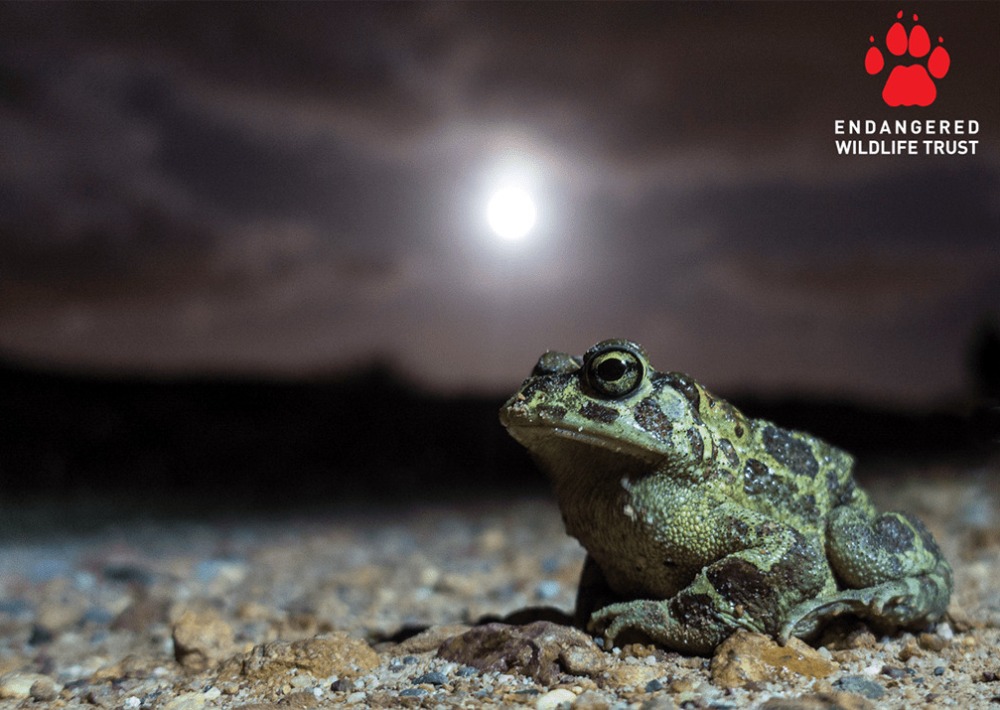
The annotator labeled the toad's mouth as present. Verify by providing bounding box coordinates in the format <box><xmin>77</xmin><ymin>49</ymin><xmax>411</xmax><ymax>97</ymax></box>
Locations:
<box><xmin>499</xmin><ymin>396</ymin><xmax>666</xmax><ymax>477</ymax></box>
<box><xmin>509</xmin><ymin>422</ymin><xmax>651</xmax><ymax>455</ymax></box>
<box><xmin>504</xmin><ymin>421</ymin><xmax>660</xmax><ymax>488</ymax></box>
<box><xmin>502</xmin><ymin>419</ymin><xmax>662</xmax><ymax>468</ymax></box>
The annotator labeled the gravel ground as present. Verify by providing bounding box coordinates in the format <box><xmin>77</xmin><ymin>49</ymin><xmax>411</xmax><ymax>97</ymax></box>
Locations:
<box><xmin>0</xmin><ymin>457</ymin><xmax>998</xmax><ymax>709</ymax></box>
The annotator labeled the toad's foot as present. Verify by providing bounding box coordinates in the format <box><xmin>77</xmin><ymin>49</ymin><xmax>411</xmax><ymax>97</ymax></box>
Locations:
<box><xmin>589</xmin><ymin>599</ymin><xmax>745</xmax><ymax>655</ymax></box>
<box><xmin>779</xmin><ymin>573</ymin><xmax>949</xmax><ymax>642</ymax></box>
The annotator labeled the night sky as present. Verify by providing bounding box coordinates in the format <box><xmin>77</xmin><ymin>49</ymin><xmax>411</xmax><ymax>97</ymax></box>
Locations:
<box><xmin>1</xmin><ymin>2</ymin><xmax>998</xmax><ymax>406</ymax></box>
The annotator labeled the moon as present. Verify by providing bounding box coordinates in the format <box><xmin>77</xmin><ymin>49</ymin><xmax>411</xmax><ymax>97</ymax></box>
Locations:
<box><xmin>487</xmin><ymin>187</ymin><xmax>537</xmax><ymax>241</ymax></box>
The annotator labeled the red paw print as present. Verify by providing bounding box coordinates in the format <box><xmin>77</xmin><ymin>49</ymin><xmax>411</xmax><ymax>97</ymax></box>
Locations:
<box><xmin>865</xmin><ymin>10</ymin><xmax>950</xmax><ymax>107</ymax></box>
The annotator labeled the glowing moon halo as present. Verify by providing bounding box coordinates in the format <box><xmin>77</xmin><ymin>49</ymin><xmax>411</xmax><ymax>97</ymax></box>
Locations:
<box><xmin>486</xmin><ymin>187</ymin><xmax>537</xmax><ymax>241</ymax></box>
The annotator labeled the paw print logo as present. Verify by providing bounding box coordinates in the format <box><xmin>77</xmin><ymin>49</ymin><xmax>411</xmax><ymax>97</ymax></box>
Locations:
<box><xmin>865</xmin><ymin>10</ymin><xmax>951</xmax><ymax>107</ymax></box>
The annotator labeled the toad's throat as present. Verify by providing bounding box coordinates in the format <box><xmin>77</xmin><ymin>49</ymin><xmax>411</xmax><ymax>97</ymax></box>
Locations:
<box><xmin>504</xmin><ymin>422</ymin><xmax>661</xmax><ymax>486</ymax></box>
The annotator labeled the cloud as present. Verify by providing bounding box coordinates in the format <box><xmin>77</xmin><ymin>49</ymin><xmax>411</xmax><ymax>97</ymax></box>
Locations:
<box><xmin>706</xmin><ymin>244</ymin><xmax>999</xmax><ymax>319</ymax></box>
<box><xmin>0</xmin><ymin>2</ymin><xmax>997</xmax><ymax>404</ymax></box>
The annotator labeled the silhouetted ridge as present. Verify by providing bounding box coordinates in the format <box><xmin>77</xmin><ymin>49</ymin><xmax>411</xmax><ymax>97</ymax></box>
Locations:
<box><xmin>0</xmin><ymin>355</ymin><xmax>989</xmax><ymax>505</ymax></box>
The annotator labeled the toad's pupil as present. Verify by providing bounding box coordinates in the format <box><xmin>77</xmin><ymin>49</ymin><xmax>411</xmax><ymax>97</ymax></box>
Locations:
<box><xmin>597</xmin><ymin>358</ymin><xmax>627</xmax><ymax>381</ymax></box>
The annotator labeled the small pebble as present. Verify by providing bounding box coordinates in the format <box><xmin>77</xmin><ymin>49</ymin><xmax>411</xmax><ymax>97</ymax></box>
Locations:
<box><xmin>400</xmin><ymin>687</ymin><xmax>427</xmax><ymax>697</ymax></box>
<box><xmin>0</xmin><ymin>672</ymin><xmax>57</xmax><ymax>700</ymax></box>
<box><xmin>159</xmin><ymin>691</ymin><xmax>209</xmax><ymax>710</ymax></box>
<box><xmin>834</xmin><ymin>675</ymin><xmax>886</xmax><ymax>699</ymax></box>
<box><xmin>645</xmin><ymin>679</ymin><xmax>665</xmax><ymax>692</ymax></box>
<box><xmin>413</xmin><ymin>671</ymin><xmax>447</xmax><ymax>686</ymax></box>
<box><xmin>934</xmin><ymin>666</ymin><xmax>947</xmax><ymax>676</ymax></box>
<box><xmin>29</xmin><ymin>558</ymin><xmax>73</xmax><ymax>583</ymax></box>
<box><xmin>535</xmin><ymin>580</ymin><xmax>562</xmax><ymax>600</ymax></box>
<box><xmin>918</xmin><ymin>632</ymin><xmax>947</xmax><ymax>651</ymax></box>
<box><xmin>171</xmin><ymin>608</ymin><xmax>234</xmax><ymax>672</ymax></box>
<box><xmin>28</xmin><ymin>625</ymin><xmax>55</xmax><ymax>645</ymax></box>
<box><xmin>882</xmin><ymin>665</ymin><xmax>908</xmax><ymax>680</ymax></box>
<box><xmin>29</xmin><ymin>678</ymin><xmax>59</xmax><ymax>702</ymax></box>
<box><xmin>102</xmin><ymin>565</ymin><xmax>154</xmax><ymax>585</ymax></box>
<box><xmin>290</xmin><ymin>673</ymin><xmax>315</xmax><ymax>689</ymax></box>
<box><xmin>74</xmin><ymin>571</ymin><xmax>97</xmax><ymax>590</ymax></box>
<box><xmin>0</xmin><ymin>598</ymin><xmax>32</xmax><ymax>616</ymax></box>
<box><xmin>81</xmin><ymin>607</ymin><xmax>115</xmax><ymax>625</ymax></box>
<box><xmin>535</xmin><ymin>687</ymin><xmax>576</xmax><ymax>710</ymax></box>
<box><xmin>541</xmin><ymin>557</ymin><xmax>561</xmax><ymax>574</ymax></box>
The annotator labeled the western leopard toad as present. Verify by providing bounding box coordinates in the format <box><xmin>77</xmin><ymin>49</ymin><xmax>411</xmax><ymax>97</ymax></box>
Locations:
<box><xmin>499</xmin><ymin>339</ymin><xmax>952</xmax><ymax>654</ymax></box>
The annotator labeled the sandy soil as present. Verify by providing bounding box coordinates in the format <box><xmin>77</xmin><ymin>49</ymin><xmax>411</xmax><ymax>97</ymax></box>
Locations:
<box><xmin>0</xmin><ymin>457</ymin><xmax>998</xmax><ymax>709</ymax></box>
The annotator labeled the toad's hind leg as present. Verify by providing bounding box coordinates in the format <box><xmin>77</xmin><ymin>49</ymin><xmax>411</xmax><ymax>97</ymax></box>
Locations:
<box><xmin>826</xmin><ymin>503</ymin><xmax>950</xmax><ymax>588</ymax></box>
<box><xmin>782</xmin><ymin>504</ymin><xmax>952</xmax><ymax>641</ymax></box>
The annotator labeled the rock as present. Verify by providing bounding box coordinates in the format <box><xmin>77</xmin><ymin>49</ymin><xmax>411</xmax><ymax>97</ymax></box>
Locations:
<box><xmin>535</xmin><ymin>580</ymin><xmax>562</xmax><ymax>600</ymax></box>
<box><xmin>946</xmin><ymin>601</ymin><xmax>974</xmax><ymax>632</ymax></box>
<box><xmin>603</xmin><ymin>663</ymin><xmax>662</xmax><ymax>690</ymax></box>
<box><xmin>158</xmin><ymin>691</ymin><xmax>209</xmax><ymax>710</ymax></box>
<box><xmin>280</xmin><ymin>690</ymin><xmax>322</xmax><ymax>709</ymax></box>
<box><xmin>195</xmin><ymin>559</ymin><xmax>248</xmax><ymax>586</ymax></box>
<box><xmin>881</xmin><ymin>665</ymin><xmax>909</xmax><ymax>680</ymax></box>
<box><xmin>535</xmin><ymin>687</ymin><xmax>577</xmax><ymax>709</ymax></box>
<box><xmin>816</xmin><ymin>621</ymin><xmax>877</xmax><ymax>651</ymax></box>
<box><xmin>91</xmin><ymin>653</ymin><xmax>162</xmax><ymax>682</ymax></box>
<box><xmin>918</xmin><ymin>632</ymin><xmax>947</xmax><ymax>652</ymax></box>
<box><xmin>437</xmin><ymin>621</ymin><xmax>607</xmax><ymax>684</ymax></box>
<box><xmin>112</xmin><ymin>594</ymin><xmax>170</xmax><ymax>633</ymax></box>
<box><xmin>710</xmin><ymin>630</ymin><xmax>837</xmax><ymax>688</ymax></box>
<box><xmin>387</xmin><ymin>624</ymin><xmax>472</xmax><ymax>655</ymax></box>
<box><xmin>832</xmin><ymin>675</ymin><xmax>885</xmax><ymax>700</ymax></box>
<box><xmin>413</xmin><ymin>670</ymin><xmax>448</xmax><ymax>686</ymax></box>
<box><xmin>289</xmin><ymin>672</ymin><xmax>317</xmax><ymax>689</ymax></box>
<box><xmin>645</xmin><ymin>678</ymin><xmax>665</xmax><ymax>692</ymax></box>
<box><xmin>28</xmin><ymin>625</ymin><xmax>54</xmax><ymax>645</ymax></box>
<box><xmin>172</xmin><ymin>608</ymin><xmax>236</xmax><ymax>672</ymax></box>
<box><xmin>103</xmin><ymin>564</ymin><xmax>155</xmax><ymax>585</ymax></box>
<box><xmin>237</xmin><ymin>601</ymin><xmax>273</xmax><ymax>622</ymax></box>
<box><xmin>86</xmin><ymin>685</ymin><xmax>120</xmax><ymax>709</ymax></box>
<box><xmin>0</xmin><ymin>672</ymin><xmax>60</xmax><ymax>700</ymax></box>
<box><xmin>897</xmin><ymin>636</ymin><xmax>923</xmax><ymax>662</ymax></box>
<box><xmin>633</xmin><ymin>697</ymin><xmax>677</xmax><ymax>710</ymax></box>
<box><xmin>37</xmin><ymin>599</ymin><xmax>86</xmax><ymax>635</ymax></box>
<box><xmin>29</xmin><ymin>676</ymin><xmax>60</xmax><ymax>701</ymax></box>
<box><xmin>240</xmin><ymin>633</ymin><xmax>379</xmax><ymax>682</ymax></box>
<box><xmin>476</xmin><ymin>528</ymin><xmax>508</xmax><ymax>554</ymax></box>
<box><xmin>668</xmin><ymin>677</ymin><xmax>697</xmax><ymax>693</ymax></box>
<box><xmin>759</xmin><ymin>692</ymin><xmax>874</xmax><ymax>709</ymax></box>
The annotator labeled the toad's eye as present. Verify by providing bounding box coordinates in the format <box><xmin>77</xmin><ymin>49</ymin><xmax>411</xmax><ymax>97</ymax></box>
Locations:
<box><xmin>586</xmin><ymin>349</ymin><xmax>643</xmax><ymax>399</ymax></box>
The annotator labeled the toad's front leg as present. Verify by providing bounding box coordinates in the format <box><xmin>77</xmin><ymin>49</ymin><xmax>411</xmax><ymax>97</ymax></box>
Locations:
<box><xmin>588</xmin><ymin>596</ymin><xmax>737</xmax><ymax>655</ymax></box>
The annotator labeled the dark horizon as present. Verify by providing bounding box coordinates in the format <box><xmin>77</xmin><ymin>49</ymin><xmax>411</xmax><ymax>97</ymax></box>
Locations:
<box><xmin>1</xmin><ymin>336</ymin><xmax>993</xmax><ymax>511</ymax></box>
